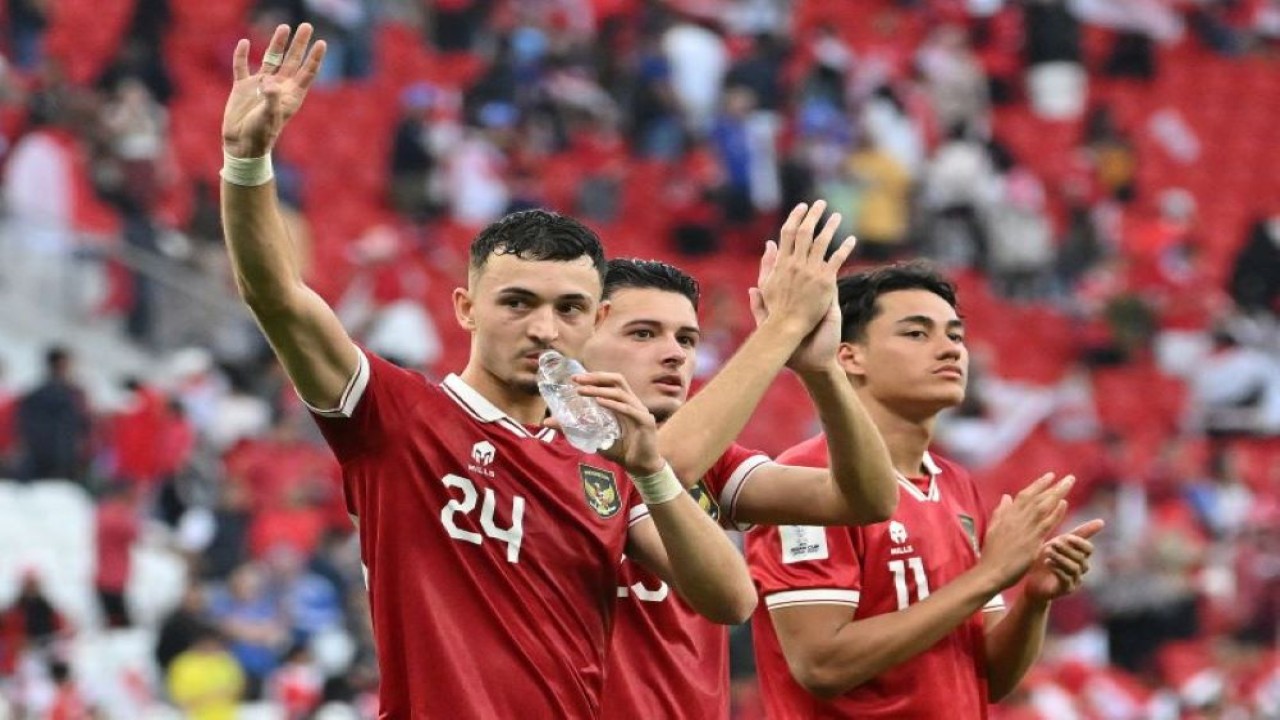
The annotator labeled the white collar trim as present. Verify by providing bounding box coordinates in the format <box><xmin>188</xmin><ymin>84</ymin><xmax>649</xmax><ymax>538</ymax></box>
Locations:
<box><xmin>442</xmin><ymin>374</ymin><xmax>555</xmax><ymax>441</ymax></box>
<box><xmin>897</xmin><ymin>451</ymin><xmax>942</xmax><ymax>502</ymax></box>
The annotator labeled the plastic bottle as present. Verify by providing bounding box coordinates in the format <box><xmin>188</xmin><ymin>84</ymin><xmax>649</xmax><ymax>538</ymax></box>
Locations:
<box><xmin>537</xmin><ymin>351</ymin><xmax>621</xmax><ymax>453</ymax></box>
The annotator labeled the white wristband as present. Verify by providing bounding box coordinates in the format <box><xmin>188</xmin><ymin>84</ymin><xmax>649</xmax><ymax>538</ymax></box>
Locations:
<box><xmin>629</xmin><ymin>463</ymin><xmax>683</xmax><ymax>506</ymax></box>
<box><xmin>220</xmin><ymin>150</ymin><xmax>274</xmax><ymax>187</ymax></box>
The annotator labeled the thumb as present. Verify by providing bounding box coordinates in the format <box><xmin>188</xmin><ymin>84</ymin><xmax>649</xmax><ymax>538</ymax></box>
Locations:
<box><xmin>1068</xmin><ymin>518</ymin><xmax>1106</xmax><ymax>539</ymax></box>
<box><xmin>995</xmin><ymin>494</ymin><xmax>1012</xmax><ymax>515</ymax></box>
<box><xmin>748</xmin><ymin>288</ymin><xmax>767</xmax><ymax>325</ymax></box>
<box><xmin>542</xmin><ymin>415</ymin><xmax>562</xmax><ymax>431</ymax></box>
<box><xmin>757</xmin><ymin>240</ymin><xmax>779</xmax><ymax>287</ymax></box>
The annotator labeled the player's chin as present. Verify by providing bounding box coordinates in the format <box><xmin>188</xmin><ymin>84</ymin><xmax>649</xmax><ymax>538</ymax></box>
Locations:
<box><xmin>646</xmin><ymin>395</ymin><xmax>683</xmax><ymax>424</ymax></box>
<box><xmin>511</xmin><ymin>372</ymin><xmax>541</xmax><ymax>397</ymax></box>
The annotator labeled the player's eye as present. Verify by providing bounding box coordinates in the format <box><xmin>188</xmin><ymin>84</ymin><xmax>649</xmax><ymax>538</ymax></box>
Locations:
<box><xmin>630</xmin><ymin>329</ymin><xmax>655</xmax><ymax>340</ymax></box>
<box><xmin>558</xmin><ymin>303</ymin><xmax>586</xmax><ymax>316</ymax></box>
<box><xmin>903</xmin><ymin>330</ymin><xmax>927</xmax><ymax>339</ymax></box>
<box><xmin>503</xmin><ymin>298</ymin><xmax>529</xmax><ymax>310</ymax></box>
<box><xmin>948</xmin><ymin>333</ymin><xmax>966</xmax><ymax>344</ymax></box>
<box><xmin>678</xmin><ymin>335</ymin><xmax>698</xmax><ymax>348</ymax></box>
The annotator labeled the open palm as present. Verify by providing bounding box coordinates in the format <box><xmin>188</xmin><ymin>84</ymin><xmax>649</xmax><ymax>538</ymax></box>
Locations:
<box><xmin>222</xmin><ymin>23</ymin><xmax>326</xmax><ymax>159</ymax></box>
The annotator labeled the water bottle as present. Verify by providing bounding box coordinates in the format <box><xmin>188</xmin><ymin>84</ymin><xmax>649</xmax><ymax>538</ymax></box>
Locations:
<box><xmin>537</xmin><ymin>351</ymin><xmax>622</xmax><ymax>453</ymax></box>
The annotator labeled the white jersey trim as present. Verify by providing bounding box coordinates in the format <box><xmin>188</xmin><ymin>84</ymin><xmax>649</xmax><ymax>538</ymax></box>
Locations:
<box><xmin>301</xmin><ymin>346</ymin><xmax>371</xmax><ymax>418</ymax></box>
<box><xmin>627</xmin><ymin>504</ymin><xmax>651</xmax><ymax>527</ymax></box>
<box><xmin>896</xmin><ymin>451</ymin><xmax>942</xmax><ymax>503</ymax></box>
<box><xmin>442</xmin><ymin>374</ymin><xmax>552</xmax><ymax>442</ymax></box>
<box><xmin>719</xmin><ymin>455</ymin><xmax>773</xmax><ymax>531</ymax></box>
<box><xmin>766</xmin><ymin>588</ymin><xmax>861</xmax><ymax>610</ymax></box>
<box><xmin>983</xmin><ymin>593</ymin><xmax>1007</xmax><ymax>613</ymax></box>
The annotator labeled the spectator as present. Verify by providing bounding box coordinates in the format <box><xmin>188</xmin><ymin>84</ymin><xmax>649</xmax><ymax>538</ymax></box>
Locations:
<box><xmin>304</xmin><ymin>0</ymin><xmax>375</xmax><ymax>84</ymax></box>
<box><xmin>166</xmin><ymin>627</ymin><xmax>245</xmax><ymax>720</ymax></box>
<box><xmin>266</xmin><ymin>643</ymin><xmax>325</xmax><ymax>720</ymax></box>
<box><xmin>1023</xmin><ymin>0</ymin><xmax>1087</xmax><ymax>118</ymax></box>
<box><xmin>45</xmin><ymin>660</ymin><xmax>91</xmax><ymax>720</ymax></box>
<box><xmin>6</xmin><ymin>0</ymin><xmax>48</xmax><ymax>70</ymax></box>
<box><xmin>263</xmin><ymin>543</ymin><xmax>343</xmax><ymax>641</ymax></box>
<box><xmin>208</xmin><ymin>563</ymin><xmax>290</xmax><ymax>694</ymax></box>
<box><xmin>628</xmin><ymin>32</ymin><xmax>684</xmax><ymax>159</ymax></box>
<box><xmin>0</xmin><ymin>570</ymin><xmax>66</xmax><ymax>677</ymax></box>
<box><xmin>99</xmin><ymin>76</ymin><xmax>168</xmax><ymax>213</ymax></box>
<box><xmin>922</xmin><ymin>123</ymin><xmax>996</xmax><ymax>269</ymax></box>
<box><xmin>917</xmin><ymin>25</ymin><xmax>991</xmax><ymax>134</ymax></box>
<box><xmin>1229</xmin><ymin>215</ymin><xmax>1280</xmax><ymax>317</ymax></box>
<box><xmin>155</xmin><ymin>584</ymin><xmax>210</xmax><ymax>673</ymax></box>
<box><xmin>94</xmin><ymin>483</ymin><xmax>140</xmax><ymax>629</ymax></box>
<box><xmin>1186</xmin><ymin>325</ymin><xmax>1280</xmax><ymax>436</ymax></box>
<box><xmin>846</xmin><ymin>134</ymin><xmax>911</xmax><ymax>262</ymax></box>
<box><xmin>388</xmin><ymin>83</ymin><xmax>441</xmax><ymax>221</ymax></box>
<box><xmin>15</xmin><ymin>347</ymin><xmax>91</xmax><ymax>483</ymax></box>
<box><xmin>662</xmin><ymin>16</ymin><xmax>730</xmax><ymax>134</ymax></box>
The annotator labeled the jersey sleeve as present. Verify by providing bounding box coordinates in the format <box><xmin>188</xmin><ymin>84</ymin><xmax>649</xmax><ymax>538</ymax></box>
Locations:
<box><xmin>304</xmin><ymin>346</ymin><xmax>429</xmax><ymax>462</ymax></box>
<box><xmin>702</xmin><ymin>443</ymin><xmax>773</xmax><ymax>531</ymax></box>
<box><xmin>747</xmin><ymin>524</ymin><xmax>863</xmax><ymax>612</ymax></box>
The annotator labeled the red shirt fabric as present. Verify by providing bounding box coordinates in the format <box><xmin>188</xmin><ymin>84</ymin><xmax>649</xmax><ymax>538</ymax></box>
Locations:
<box><xmin>747</xmin><ymin>435</ymin><xmax>1004</xmax><ymax>719</ymax></box>
<box><xmin>602</xmin><ymin>443</ymin><xmax>772</xmax><ymax>720</ymax></box>
<box><xmin>310</xmin><ymin>350</ymin><xmax>645</xmax><ymax>718</ymax></box>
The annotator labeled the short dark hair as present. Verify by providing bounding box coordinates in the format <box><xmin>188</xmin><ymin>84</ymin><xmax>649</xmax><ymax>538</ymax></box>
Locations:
<box><xmin>837</xmin><ymin>260</ymin><xmax>958</xmax><ymax>342</ymax></box>
<box><xmin>469</xmin><ymin>209</ymin><xmax>607</xmax><ymax>285</ymax></box>
<box><xmin>45</xmin><ymin>346</ymin><xmax>70</xmax><ymax>374</ymax></box>
<box><xmin>603</xmin><ymin>259</ymin><xmax>701</xmax><ymax>310</ymax></box>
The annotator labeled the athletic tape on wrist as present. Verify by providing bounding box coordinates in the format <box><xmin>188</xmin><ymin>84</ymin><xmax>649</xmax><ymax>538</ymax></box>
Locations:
<box><xmin>630</xmin><ymin>462</ymin><xmax>683</xmax><ymax>506</ymax></box>
<box><xmin>220</xmin><ymin>150</ymin><xmax>274</xmax><ymax>187</ymax></box>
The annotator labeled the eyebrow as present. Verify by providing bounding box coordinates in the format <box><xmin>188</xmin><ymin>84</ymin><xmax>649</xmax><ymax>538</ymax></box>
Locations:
<box><xmin>497</xmin><ymin>287</ymin><xmax>594</xmax><ymax>303</ymax></box>
<box><xmin>896</xmin><ymin>314</ymin><xmax>965</xmax><ymax>330</ymax></box>
<box><xmin>622</xmin><ymin>319</ymin><xmax>702</xmax><ymax>336</ymax></box>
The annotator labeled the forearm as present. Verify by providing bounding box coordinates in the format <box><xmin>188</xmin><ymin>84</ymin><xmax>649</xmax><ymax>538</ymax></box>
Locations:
<box><xmin>984</xmin><ymin>595</ymin><xmax>1051</xmax><ymax>701</ymax></box>
<box><xmin>786</xmin><ymin>567</ymin><xmax>1002</xmax><ymax>698</ymax></box>
<box><xmin>221</xmin><ymin>179</ymin><xmax>358</xmax><ymax>407</ymax></box>
<box><xmin>797</xmin><ymin>362</ymin><xmax>897</xmax><ymax>523</ymax></box>
<box><xmin>658</xmin><ymin>318</ymin><xmax>806</xmax><ymax>485</ymax></box>
<box><xmin>646</xmin><ymin>494</ymin><xmax>758</xmax><ymax>624</ymax></box>
<box><xmin>221</xmin><ymin>179</ymin><xmax>305</xmax><ymax>310</ymax></box>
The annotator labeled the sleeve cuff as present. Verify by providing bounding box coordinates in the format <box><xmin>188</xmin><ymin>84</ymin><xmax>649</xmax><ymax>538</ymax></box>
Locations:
<box><xmin>719</xmin><ymin>456</ymin><xmax>773</xmax><ymax>531</ymax></box>
<box><xmin>300</xmin><ymin>346</ymin><xmax>370</xmax><ymax>418</ymax></box>
<box><xmin>765</xmin><ymin>588</ymin><xmax>860</xmax><ymax>610</ymax></box>
<box><xmin>627</xmin><ymin>504</ymin><xmax>651</xmax><ymax>527</ymax></box>
<box><xmin>982</xmin><ymin>593</ymin><xmax>1007</xmax><ymax>613</ymax></box>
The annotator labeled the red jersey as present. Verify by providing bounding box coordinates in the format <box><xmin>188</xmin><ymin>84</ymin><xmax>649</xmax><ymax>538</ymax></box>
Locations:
<box><xmin>602</xmin><ymin>444</ymin><xmax>772</xmax><ymax>720</ymax></box>
<box><xmin>747</xmin><ymin>435</ymin><xmax>1005</xmax><ymax>719</ymax></box>
<box><xmin>309</xmin><ymin>350</ymin><xmax>646</xmax><ymax>718</ymax></box>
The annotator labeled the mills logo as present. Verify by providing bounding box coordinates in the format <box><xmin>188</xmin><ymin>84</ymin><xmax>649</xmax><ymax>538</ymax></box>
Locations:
<box><xmin>469</xmin><ymin>441</ymin><xmax>497</xmax><ymax>477</ymax></box>
<box><xmin>889</xmin><ymin>521</ymin><xmax>908</xmax><ymax>544</ymax></box>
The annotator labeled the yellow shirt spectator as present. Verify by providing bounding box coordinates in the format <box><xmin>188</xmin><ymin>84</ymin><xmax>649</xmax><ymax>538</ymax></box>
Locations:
<box><xmin>167</xmin><ymin>635</ymin><xmax>245</xmax><ymax>720</ymax></box>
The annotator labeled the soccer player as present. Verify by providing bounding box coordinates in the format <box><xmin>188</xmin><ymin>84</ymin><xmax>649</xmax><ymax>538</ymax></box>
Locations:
<box><xmin>747</xmin><ymin>262</ymin><xmax>1104</xmax><ymax>718</ymax></box>
<box><xmin>219</xmin><ymin>24</ymin><xmax>756</xmax><ymax>717</ymax></box>
<box><xmin>581</xmin><ymin>204</ymin><xmax>899</xmax><ymax>719</ymax></box>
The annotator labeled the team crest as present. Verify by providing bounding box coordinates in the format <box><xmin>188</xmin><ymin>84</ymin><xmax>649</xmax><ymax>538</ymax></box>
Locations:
<box><xmin>957</xmin><ymin>514</ymin><xmax>980</xmax><ymax>555</ymax></box>
<box><xmin>580</xmin><ymin>464</ymin><xmax>621</xmax><ymax>519</ymax></box>
<box><xmin>688</xmin><ymin>480</ymin><xmax>721</xmax><ymax>522</ymax></box>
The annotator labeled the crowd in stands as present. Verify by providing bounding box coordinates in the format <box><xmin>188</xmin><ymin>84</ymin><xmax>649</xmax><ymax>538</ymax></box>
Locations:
<box><xmin>1</xmin><ymin>0</ymin><xmax>1279</xmax><ymax>717</ymax></box>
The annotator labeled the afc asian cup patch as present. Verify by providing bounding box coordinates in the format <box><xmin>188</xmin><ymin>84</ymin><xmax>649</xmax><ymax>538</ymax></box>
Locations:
<box><xmin>581</xmin><ymin>464</ymin><xmax>622</xmax><ymax>519</ymax></box>
<box><xmin>958</xmin><ymin>514</ymin><xmax>980</xmax><ymax>555</ymax></box>
<box><xmin>688</xmin><ymin>479</ymin><xmax>721</xmax><ymax>522</ymax></box>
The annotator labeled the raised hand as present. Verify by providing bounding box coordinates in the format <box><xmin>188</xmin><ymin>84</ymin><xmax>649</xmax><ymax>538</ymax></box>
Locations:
<box><xmin>223</xmin><ymin>24</ymin><xmax>327</xmax><ymax>159</ymax></box>
<box><xmin>748</xmin><ymin>201</ymin><xmax>857</xmax><ymax>372</ymax></box>
<box><xmin>977</xmin><ymin>473</ymin><xmax>1076</xmax><ymax>591</ymax></box>
<box><xmin>1024</xmin><ymin>519</ymin><xmax>1105</xmax><ymax>602</ymax></box>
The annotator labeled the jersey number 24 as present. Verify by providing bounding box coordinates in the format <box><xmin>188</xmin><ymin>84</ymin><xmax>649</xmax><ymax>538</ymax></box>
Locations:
<box><xmin>441</xmin><ymin>474</ymin><xmax>526</xmax><ymax>563</ymax></box>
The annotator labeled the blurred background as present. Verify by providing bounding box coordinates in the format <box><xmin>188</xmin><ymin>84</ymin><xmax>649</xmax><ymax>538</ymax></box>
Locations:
<box><xmin>0</xmin><ymin>0</ymin><xmax>1279</xmax><ymax>717</ymax></box>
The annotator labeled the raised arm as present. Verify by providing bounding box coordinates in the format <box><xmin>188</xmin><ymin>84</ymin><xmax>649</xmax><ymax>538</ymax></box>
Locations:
<box><xmin>220</xmin><ymin>24</ymin><xmax>358</xmax><ymax>409</ymax></box>
<box><xmin>768</xmin><ymin>475</ymin><xmax>1069</xmax><ymax>698</ymax></box>
<box><xmin>657</xmin><ymin>201</ymin><xmax>854</xmax><ymax>486</ymax></box>
<box><xmin>570</xmin><ymin>371</ymin><xmax>757</xmax><ymax>625</ymax></box>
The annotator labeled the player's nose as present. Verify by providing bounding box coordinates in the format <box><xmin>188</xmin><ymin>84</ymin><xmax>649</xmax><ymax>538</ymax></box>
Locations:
<box><xmin>526</xmin><ymin>305</ymin><xmax>559</xmax><ymax>344</ymax></box>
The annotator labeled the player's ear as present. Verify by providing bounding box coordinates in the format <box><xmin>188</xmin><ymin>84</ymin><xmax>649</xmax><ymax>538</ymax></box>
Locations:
<box><xmin>453</xmin><ymin>287</ymin><xmax>477</xmax><ymax>332</ymax></box>
<box><xmin>594</xmin><ymin>299</ymin><xmax>612</xmax><ymax>329</ymax></box>
<box><xmin>836</xmin><ymin>341</ymin><xmax>866</xmax><ymax>379</ymax></box>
